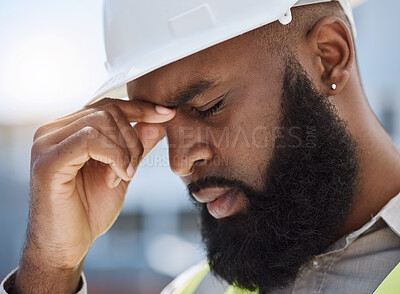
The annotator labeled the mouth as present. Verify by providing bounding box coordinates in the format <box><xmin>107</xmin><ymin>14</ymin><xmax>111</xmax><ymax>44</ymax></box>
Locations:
<box><xmin>192</xmin><ymin>187</ymin><xmax>244</xmax><ymax>219</ymax></box>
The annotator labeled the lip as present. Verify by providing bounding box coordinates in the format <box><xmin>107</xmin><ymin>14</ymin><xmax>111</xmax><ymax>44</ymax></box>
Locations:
<box><xmin>192</xmin><ymin>187</ymin><xmax>243</xmax><ymax>219</ymax></box>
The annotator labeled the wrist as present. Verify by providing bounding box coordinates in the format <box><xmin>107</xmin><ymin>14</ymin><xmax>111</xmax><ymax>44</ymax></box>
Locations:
<box><xmin>14</xmin><ymin>242</ymin><xmax>85</xmax><ymax>294</ymax></box>
<box><xmin>24</xmin><ymin>225</ymin><xmax>89</xmax><ymax>269</ymax></box>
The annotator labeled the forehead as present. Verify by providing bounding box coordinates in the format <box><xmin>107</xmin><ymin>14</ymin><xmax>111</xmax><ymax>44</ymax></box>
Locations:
<box><xmin>127</xmin><ymin>32</ymin><xmax>263</xmax><ymax>106</ymax></box>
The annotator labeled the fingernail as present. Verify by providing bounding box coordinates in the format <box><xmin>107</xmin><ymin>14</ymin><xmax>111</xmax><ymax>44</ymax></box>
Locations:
<box><xmin>155</xmin><ymin>105</ymin><xmax>173</xmax><ymax>115</ymax></box>
<box><xmin>126</xmin><ymin>164</ymin><xmax>135</xmax><ymax>178</ymax></box>
<box><xmin>113</xmin><ymin>177</ymin><xmax>122</xmax><ymax>188</ymax></box>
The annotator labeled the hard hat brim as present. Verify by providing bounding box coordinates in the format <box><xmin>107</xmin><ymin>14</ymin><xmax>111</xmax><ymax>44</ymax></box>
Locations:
<box><xmin>87</xmin><ymin>0</ymin><xmax>366</xmax><ymax>105</ymax></box>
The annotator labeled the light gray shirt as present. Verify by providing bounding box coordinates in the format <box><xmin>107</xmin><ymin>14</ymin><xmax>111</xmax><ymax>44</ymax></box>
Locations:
<box><xmin>2</xmin><ymin>192</ymin><xmax>400</xmax><ymax>294</ymax></box>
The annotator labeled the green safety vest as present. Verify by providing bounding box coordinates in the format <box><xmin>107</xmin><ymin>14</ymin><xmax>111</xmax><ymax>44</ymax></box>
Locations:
<box><xmin>171</xmin><ymin>262</ymin><xmax>400</xmax><ymax>294</ymax></box>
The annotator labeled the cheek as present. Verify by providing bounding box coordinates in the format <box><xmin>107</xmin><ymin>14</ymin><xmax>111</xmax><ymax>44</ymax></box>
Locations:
<box><xmin>222</xmin><ymin>125</ymin><xmax>276</xmax><ymax>191</ymax></box>
<box><xmin>212</xmin><ymin>92</ymin><xmax>280</xmax><ymax>191</ymax></box>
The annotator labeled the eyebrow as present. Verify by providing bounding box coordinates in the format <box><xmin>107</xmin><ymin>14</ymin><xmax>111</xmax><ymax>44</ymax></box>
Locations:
<box><xmin>165</xmin><ymin>79</ymin><xmax>217</xmax><ymax>108</ymax></box>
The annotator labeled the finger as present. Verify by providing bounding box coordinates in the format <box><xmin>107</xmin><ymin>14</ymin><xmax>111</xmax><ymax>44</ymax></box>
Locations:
<box><xmin>33</xmin><ymin>110</ymin><xmax>130</xmax><ymax>158</ymax></box>
<box><xmin>134</xmin><ymin>123</ymin><xmax>166</xmax><ymax>158</ymax></box>
<box><xmin>33</xmin><ymin>99</ymin><xmax>175</xmax><ymax>141</ymax></box>
<box><xmin>96</xmin><ymin>104</ymin><xmax>144</xmax><ymax>168</ymax></box>
<box><xmin>33</xmin><ymin>108</ymin><xmax>97</xmax><ymax>142</ymax></box>
<box><xmin>41</xmin><ymin>126</ymin><xmax>133</xmax><ymax>182</ymax></box>
<box><xmin>93</xmin><ymin>98</ymin><xmax>176</xmax><ymax>123</ymax></box>
<box><xmin>103</xmin><ymin>165</ymin><xmax>124</xmax><ymax>189</ymax></box>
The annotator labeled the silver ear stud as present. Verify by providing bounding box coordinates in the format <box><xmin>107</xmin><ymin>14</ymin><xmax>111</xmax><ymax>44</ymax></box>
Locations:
<box><xmin>331</xmin><ymin>84</ymin><xmax>337</xmax><ymax>90</ymax></box>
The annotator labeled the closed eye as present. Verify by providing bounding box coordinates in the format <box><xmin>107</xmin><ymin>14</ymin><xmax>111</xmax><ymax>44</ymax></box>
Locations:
<box><xmin>194</xmin><ymin>90</ymin><xmax>232</xmax><ymax>119</ymax></box>
<box><xmin>195</xmin><ymin>99</ymin><xmax>224</xmax><ymax>119</ymax></box>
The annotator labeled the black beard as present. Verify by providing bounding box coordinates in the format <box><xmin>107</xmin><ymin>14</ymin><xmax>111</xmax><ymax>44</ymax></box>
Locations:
<box><xmin>187</xmin><ymin>59</ymin><xmax>359</xmax><ymax>293</ymax></box>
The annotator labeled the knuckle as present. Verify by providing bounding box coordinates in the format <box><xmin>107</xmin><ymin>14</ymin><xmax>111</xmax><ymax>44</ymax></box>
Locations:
<box><xmin>31</xmin><ymin>151</ymin><xmax>52</xmax><ymax>176</ymax></box>
<box><xmin>80</xmin><ymin>126</ymin><xmax>116</xmax><ymax>153</ymax></box>
<box><xmin>31</xmin><ymin>154</ymin><xmax>45</xmax><ymax>173</ymax></box>
<box><xmin>81</xmin><ymin>107</ymin><xmax>97</xmax><ymax>116</ymax></box>
<box><xmin>33</xmin><ymin>124</ymin><xmax>51</xmax><ymax>142</ymax></box>
<box><xmin>105</xmin><ymin>103</ymin><xmax>121</xmax><ymax>115</ymax></box>
<box><xmin>103</xmin><ymin>104</ymin><xmax>124</xmax><ymax>124</ymax></box>
<box><xmin>78</xmin><ymin>126</ymin><xmax>97</xmax><ymax>153</ymax></box>
<box><xmin>31</xmin><ymin>137</ymin><xmax>55</xmax><ymax>159</ymax></box>
<box><xmin>81</xmin><ymin>126</ymin><xmax>98</xmax><ymax>139</ymax></box>
<box><xmin>96</xmin><ymin>109</ymin><xmax>114</xmax><ymax>124</ymax></box>
<box><xmin>31</xmin><ymin>138</ymin><xmax>44</xmax><ymax>155</ymax></box>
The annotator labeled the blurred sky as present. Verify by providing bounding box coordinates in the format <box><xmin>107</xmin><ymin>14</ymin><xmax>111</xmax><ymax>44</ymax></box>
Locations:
<box><xmin>0</xmin><ymin>0</ymin><xmax>106</xmax><ymax>124</ymax></box>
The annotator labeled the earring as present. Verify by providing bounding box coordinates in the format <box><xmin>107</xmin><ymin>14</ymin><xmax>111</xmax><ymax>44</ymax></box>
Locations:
<box><xmin>331</xmin><ymin>83</ymin><xmax>337</xmax><ymax>90</ymax></box>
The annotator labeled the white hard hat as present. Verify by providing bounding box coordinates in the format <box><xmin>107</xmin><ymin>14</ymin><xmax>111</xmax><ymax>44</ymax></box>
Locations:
<box><xmin>88</xmin><ymin>0</ymin><xmax>366</xmax><ymax>104</ymax></box>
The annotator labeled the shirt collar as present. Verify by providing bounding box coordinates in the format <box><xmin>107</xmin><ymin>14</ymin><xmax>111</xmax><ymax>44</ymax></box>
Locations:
<box><xmin>378</xmin><ymin>192</ymin><xmax>400</xmax><ymax>238</ymax></box>
<box><xmin>319</xmin><ymin>192</ymin><xmax>400</xmax><ymax>257</ymax></box>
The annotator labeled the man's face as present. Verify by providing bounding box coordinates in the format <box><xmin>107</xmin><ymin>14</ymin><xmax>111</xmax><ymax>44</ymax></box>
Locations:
<box><xmin>128</xmin><ymin>32</ymin><xmax>358</xmax><ymax>292</ymax></box>
<box><xmin>129</xmin><ymin>33</ymin><xmax>282</xmax><ymax>203</ymax></box>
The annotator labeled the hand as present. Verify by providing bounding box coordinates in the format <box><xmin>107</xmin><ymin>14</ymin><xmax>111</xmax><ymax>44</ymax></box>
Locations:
<box><xmin>24</xmin><ymin>98</ymin><xmax>175</xmax><ymax>269</ymax></box>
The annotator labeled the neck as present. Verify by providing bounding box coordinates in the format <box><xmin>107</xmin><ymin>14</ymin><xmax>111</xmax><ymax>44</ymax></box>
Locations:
<box><xmin>335</xmin><ymin>80</ymin><xmax>400</xmax><ymax>239</ymax></box>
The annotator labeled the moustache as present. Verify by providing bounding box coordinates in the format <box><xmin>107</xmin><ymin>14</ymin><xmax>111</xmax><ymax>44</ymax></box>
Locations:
<box><xmin>187</xmin><ymin>176</ymin><xmax>258</xmax><ymax>199</ymax></box>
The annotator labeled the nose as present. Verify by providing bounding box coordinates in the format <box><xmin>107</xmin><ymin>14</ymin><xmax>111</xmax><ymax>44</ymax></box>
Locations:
<box><xmin>165</xmin><ymin>117</ymin><xmax>215</xmax><ymax>177</ymax></box>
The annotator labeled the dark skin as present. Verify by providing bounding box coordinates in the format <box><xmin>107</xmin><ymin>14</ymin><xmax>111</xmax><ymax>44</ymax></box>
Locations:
<box><xmin>129</xmin><ymin>16</ymin><xmax>400</xmax><ymax>236</ymax></box>
<box><xmin>14</xmin><ymin>14</ymin><xmax>400</xmax><ymax>294</ymax></box>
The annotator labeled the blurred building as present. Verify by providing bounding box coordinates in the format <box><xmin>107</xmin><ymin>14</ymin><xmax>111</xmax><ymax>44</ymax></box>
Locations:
<box><xmin>354</xmin><ymin>0</ymin><xmax>400</xmax><ymax>146</ymax></box>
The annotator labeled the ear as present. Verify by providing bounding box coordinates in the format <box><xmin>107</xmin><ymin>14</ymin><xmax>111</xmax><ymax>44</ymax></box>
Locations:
<box><xmin>307</xmin><ymin>17</ymin><xmax>354</xmax><ymax>95</ymax></box>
